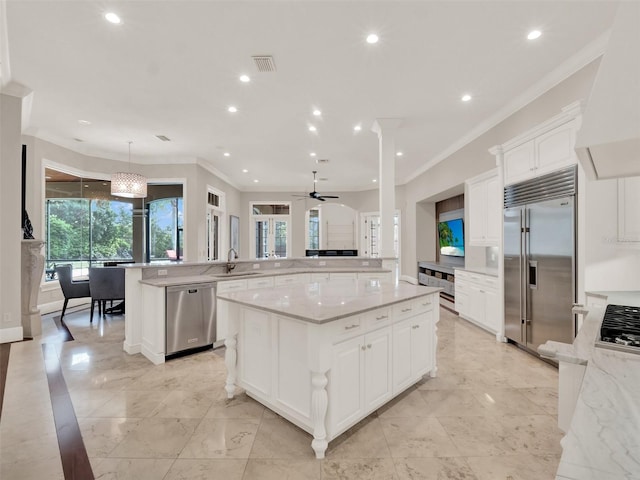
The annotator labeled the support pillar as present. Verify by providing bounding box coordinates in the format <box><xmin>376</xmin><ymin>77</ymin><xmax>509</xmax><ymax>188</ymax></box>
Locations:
<box><xmin>371</xmin><ymin>118</ymin><xmax>402</xmax><ymax>283</ymax></box>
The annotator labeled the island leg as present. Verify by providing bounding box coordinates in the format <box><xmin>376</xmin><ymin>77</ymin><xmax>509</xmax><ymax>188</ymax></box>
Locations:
<box><xmin>225</xmin><ymin>334</ymin><xmax>237</xmax><ymax>399</ymax></box>
<box><xmin>310</xmin><ymin>370</ymin><xmax>329</xmax><ymax>459</ymax></box>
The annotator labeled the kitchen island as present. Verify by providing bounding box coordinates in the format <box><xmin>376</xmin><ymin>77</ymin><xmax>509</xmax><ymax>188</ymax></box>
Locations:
<box><xmin>218</xmin><ymin>278</ymin><xmax>440</xmax><ymax>459</ymax></box>
<box><xmin>538</xmin><ymin>291</ymin><xmax>640</xmax><ymax>480</ymax></box>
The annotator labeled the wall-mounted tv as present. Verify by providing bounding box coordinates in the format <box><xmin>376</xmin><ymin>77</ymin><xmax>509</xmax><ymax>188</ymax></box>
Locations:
<box><xmin>438</xmin><ymin>218</ymin><xmax>464</xmax><ymax>257</ymax></box>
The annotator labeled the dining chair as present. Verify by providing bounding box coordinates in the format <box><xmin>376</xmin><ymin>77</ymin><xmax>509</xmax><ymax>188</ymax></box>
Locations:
<box><xmin>88</xmin><ymin>267</ymin><xmax>125</xmax><ymax>321</ymax></box>
<box><xmin>55</xmin><ymin>264</ymin><xmax>91</xmax><ymax>319</ymax></box>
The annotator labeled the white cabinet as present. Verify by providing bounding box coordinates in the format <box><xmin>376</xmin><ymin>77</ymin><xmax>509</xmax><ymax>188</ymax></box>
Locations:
<box><xmin>467</xmin><ymin>170</ymin><xmax>501</xmax><ymax>246</ymax></box>
<box><xmin>618</xmin><ymin>176</ymin><xmax>640</xmax><ymax>242</ymax></box>
<box><xmin>358</xmin><ymin>271</ymin><xmax>393</xmax><ymax>283</ymax></box>
<box><xmin>217</xmin><ymin>279</ymin><xmax>249</xmax><ymax>342</ymax></box>
<box><xmin>275</xmin><ymin>273</ymin><xmax>311</xmax><ymax>285</ymax></box>
<box><xmin>331</xmin><ymin>319</ymin><xmax>395</xmax><ymax>434</ymax></box>
<box><xmin>330</xmin><ymin>272</ymin><xmax>358</xmax><ymax>280</ymax></box>
<box><xmin>503</xmin><ymin>122</ymin><xmax>576</xmax><ymax>186</ymax></box>
<box><xmin>455</xmin><ymin>270</ymin><xmax>500</xmax><ymax>336</ymax></box>
<box><xmin>392</xmin><ymin>307</ymin><xmax>433</xmax><ymax>394</ymax></box>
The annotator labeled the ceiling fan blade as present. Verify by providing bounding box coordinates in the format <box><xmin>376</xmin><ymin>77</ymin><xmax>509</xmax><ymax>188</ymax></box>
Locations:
<box><xmin>318</xmin><ymin>195</ymin><xmax>339</xmax><ymax>199</ymax></box>
<box><xmin>317</xmin><ymin>197</ymin><xmax>326</xmax><ymax>201</ymax></box>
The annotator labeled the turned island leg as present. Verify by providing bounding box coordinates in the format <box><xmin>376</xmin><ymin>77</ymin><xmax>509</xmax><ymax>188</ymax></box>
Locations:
<box><xmin>310</xmin><ymin>370</ymin><xmax>329</xmax><ymax>459</ymax></box>
<box><xmin>225</xmin><ymin>334</ymin><xmax>237</xmax><ymax>399</ymax></box>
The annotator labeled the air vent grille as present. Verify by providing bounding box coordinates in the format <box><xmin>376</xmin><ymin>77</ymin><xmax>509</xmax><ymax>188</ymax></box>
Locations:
<box><xmin>155</xmin><ymin>135</ymin><xmax>171</xmax><ymax>142</ymax></box>
<box><xmin>316</xmin><ymin>158</ymin><xmax>330</xmax><ymax>164</ymax></box>
<box><xmin>252</xmin><ymin>55</ymin><xmax>276</xmax><ymax>72</ymax></box>
<box><xmin>208</xmin><ymin>192</ymin><xmax>220</xmax><ymax>207</ymax></box>
<box><xmin>504</xmin><ymin>165</ymin><xmax>577</xmax><ymax>208</ymax></box>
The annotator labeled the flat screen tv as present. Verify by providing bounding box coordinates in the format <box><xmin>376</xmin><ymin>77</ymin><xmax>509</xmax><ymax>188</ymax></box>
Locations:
<box><xmin>438</xmin><ymin>218</ymin><xmax>464</xmax><ymax>257</ymax></box>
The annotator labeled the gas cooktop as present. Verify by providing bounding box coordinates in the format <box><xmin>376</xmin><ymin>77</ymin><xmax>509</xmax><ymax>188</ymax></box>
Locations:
<box><xmin>595</xmin><ymin>304</ymin><xmax>640</xmax><ymax>354</ymax></box>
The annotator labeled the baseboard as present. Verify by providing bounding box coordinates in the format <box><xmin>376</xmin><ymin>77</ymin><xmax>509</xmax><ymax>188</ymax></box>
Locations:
<box><xmin>0</xmin><ymin>326</ymin><xmax>24</xmax><ymax>344</ymax></box>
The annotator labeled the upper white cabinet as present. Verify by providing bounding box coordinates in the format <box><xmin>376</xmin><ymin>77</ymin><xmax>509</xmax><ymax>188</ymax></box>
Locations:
<box><xmin>618</xmin><ymin>176</ymin><xmax>640</xmax><ymax>242</ymax></box>
<box><xmin>467</xmin><ymin>169</ymin><xmax>501</xmax><ymax>246</ymax></box>
<box><xmin>503</xmin><ymin>122</ymin><xmax>577</xmax><ymax>186</ymax></box>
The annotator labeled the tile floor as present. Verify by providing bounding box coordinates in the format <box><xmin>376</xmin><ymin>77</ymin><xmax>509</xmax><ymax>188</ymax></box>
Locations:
<box><xmin>0</xmin><ymin>306</ymin><xmax>563</xmax><ymax>479</ymax></box>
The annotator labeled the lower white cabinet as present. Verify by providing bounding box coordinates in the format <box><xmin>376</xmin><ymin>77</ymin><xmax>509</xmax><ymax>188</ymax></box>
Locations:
<box><xmin>455</xmin><ymin>270</ymin><xmax>501</xmax><ymax>336</ymax></box>
<box><xmin>392</xmin><ymin>312</ymin><xmax>432</xmax><ymax>394</ymax></box>
<box><xmin>331</xmin><ymin>326</ymin><xmax>392</xmax><ymax>433</ymax></box>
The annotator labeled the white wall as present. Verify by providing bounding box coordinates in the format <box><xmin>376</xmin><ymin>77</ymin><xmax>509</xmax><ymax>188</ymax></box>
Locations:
<box><xmin>0</xmin><ymin>93</ymin><xmax>24</xmax><ymax>341</ymax></box>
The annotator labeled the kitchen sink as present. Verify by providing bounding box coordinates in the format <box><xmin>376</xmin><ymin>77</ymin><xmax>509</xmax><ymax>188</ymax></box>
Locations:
<box><xmin>216</xmin><ymin>271</ymin><xmax>262</xmax><ymax>277</ymax></box>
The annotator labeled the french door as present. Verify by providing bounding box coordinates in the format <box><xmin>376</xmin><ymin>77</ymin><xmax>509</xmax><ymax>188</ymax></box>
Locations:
<box><xmin>251</xmin><ymin>202</ymin><xmax>291</xmax><ymax>259</ymax></box>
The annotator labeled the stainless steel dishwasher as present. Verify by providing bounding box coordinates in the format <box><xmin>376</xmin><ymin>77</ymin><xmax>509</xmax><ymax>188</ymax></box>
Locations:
<box><xmin>165</xmin><ymin>283</ymin><xmax>216</xmax><ymax>355</ymax></box>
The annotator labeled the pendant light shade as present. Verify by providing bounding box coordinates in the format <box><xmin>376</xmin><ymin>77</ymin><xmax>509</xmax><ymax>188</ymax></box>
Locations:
<box><xmin>111</xmin><ymin>142</ymin><xmax>147</xmax><ymax>198</ymax></box>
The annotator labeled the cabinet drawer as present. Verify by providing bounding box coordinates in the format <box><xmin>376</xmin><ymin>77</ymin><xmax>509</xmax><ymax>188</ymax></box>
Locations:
<box><xmin>363</xmin><ymin>307</ymin><xmax>391</xmax><ymax>329</ymax></box>
<box><xmin>359</xmin><ymin>272</ymin><xmax>391</xmax><ymax>282</ymax></box>
<box><xmin>392</xmin><ymin>300</ymin><xmax>416</xmax><ymax>321</ymax></box>
<box><xmin>481</xmin><ymin>276</ymin><xmax>498</xmax><ymax>289</ymax></box>
<box><xmin>414</xmin><ymin>296</ymin><xmax>435</xmax><ymax>313</ymax></box>
<box><xmin>247</xmin><ymin>277</ymin><xmax>275</xmax><ymax>289</ymax></box>
<box><xmin>217</xmin><ymin>279</ymin><xmax>248</xmax><ymax>294</ymax></box>
<box><xmin>328</xmin><ymin>316</ymin><xmax>363</xmax><ymax>342</ymax></box>
<box><xmin>330</xmin><ymin>272</ymin><xmax>358</xmax><ymax>280</ymax></box>
<box><xmin>311</xmin><ymin>272</ymin><xmax>330</xmax><ymax>282</ymax></box>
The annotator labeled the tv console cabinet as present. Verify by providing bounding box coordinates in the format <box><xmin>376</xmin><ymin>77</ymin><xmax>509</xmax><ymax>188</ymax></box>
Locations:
<box><xmin>417</xmin><ymin>262</ymin><xmax>455</xmax><ymax>299</ymax></box>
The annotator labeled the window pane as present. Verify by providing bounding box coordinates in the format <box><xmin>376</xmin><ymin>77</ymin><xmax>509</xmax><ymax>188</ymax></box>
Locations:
<box><xmin>90</xmin><ymin>200</ymin><xmax>133</xmax><ymax>263</ymax></box>
<box><xmin>252</xmin><ymin>204</ymin><xmax>290</xmax><ymax>215</ymax></box>
<box><xmin>255</xmin><ymin>220</ymin><xmax>269</xmax><ymax>258</ymax></box>
<box><xmin>46</xmin><ymin>199</ymin><xmax>91</xmax><ymax>277</ymax></box>
<box><xmin>149</xmin><ymin>199</ymin><xmax>177</xmax><ymax>260</ymax></box>
<box><xmin>308</xmin><ymin>209</ymin><xmax>319</xmax><ymax>249</ymax></box>
<box><xmin>274</xmin><ymin>221</ymin><xmax>287</xmax><ymax>257</ymax></box>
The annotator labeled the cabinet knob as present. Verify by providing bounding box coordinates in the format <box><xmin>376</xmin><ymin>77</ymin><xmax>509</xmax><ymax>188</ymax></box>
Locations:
<box><xmin>401</xmin><ymin>308</ymin><xmax>412</xmax><ymax>313</ymax></box>
<box><xmin>376</xmin><ymin>315</ymin><xmax>388</xmax><ymax>320</ymax></box>
<box><xmin>344</xmin><ymin>324</ymin><xmax>359</xmax><ymax>330</ymax></box>
<box><xmin>367</xmin><ymin>344</ymin><xmax>372</xmax><ymax>349</ymax></box>
<box><xmin>412</xmin><ymin>325</ymin><xmax>420</xmax><ymax>329</ymax></box>
<box><xmin>361</xmin><ymin>345</ymin><xmax>366</xmax><ymax>351</ymax></box>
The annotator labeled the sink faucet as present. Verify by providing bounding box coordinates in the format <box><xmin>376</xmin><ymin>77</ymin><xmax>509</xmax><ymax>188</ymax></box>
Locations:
<box><xmin>226</xmin><ymin>248</ymin><xmax>238</xmax><ymax>273</ymax></box>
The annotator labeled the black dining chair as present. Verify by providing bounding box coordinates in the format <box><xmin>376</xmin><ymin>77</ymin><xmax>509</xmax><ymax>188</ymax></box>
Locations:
<box><xmin>88</xmin><ymin>267</ymin><xmax>125</xmax><ymax>321</ymax></box>
<box><xmin>55</xmin><ymin>264</ymin><xmax>91</xmax><ymax>319</ymax></box>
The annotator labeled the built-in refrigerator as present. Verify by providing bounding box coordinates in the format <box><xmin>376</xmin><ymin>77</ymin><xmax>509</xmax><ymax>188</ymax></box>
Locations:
<box><xmin>503</xmin><ymin>166</ymin><xmax>577</xmax><ymax>353</ymax></box>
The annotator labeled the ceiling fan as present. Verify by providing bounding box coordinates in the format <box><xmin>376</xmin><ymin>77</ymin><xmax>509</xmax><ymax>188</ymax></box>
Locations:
<box><xmin>293</xmin><ymin>171</ymin><xmax>340</xmax><ymax>202</ymax></box>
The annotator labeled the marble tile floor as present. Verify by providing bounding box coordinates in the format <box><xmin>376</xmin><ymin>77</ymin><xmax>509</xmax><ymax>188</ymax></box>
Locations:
<box><xmin>0</xmin><ymin>305</ymin><xmax>563</xmax><ymax>480</ymax></box>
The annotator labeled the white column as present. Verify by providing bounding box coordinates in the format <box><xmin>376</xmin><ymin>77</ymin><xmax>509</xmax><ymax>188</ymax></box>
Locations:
<box><xmin>371</xmin><ymin>119</ymin><xmax>402</xmax><ymax>282</ymax></box>
<box><xmin>0</xmin><ymin>92</ymin><xmax>25</xmax><ymax>342</ymax></box>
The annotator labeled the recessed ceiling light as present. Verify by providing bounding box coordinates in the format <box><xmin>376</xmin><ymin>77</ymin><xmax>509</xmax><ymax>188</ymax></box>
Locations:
<box><xmin>104</xmin><ymin>12</ymin><xmax>121</xmax><ymax>24</ymax></box>
<box><xmin>313</xmin><ymin>109</ymin><xmax>322</xmax><ymax>116</ymax></box>
<box><xmin>308</xmin><ymin>125</ymin><xmax>317</xmax><ymax>132</ymax></box>
<box><xmin>373</xmin><ymin>179</ymin><xmax>377</xmax><ymax>183</ymax></box>
<box><xmin>84</xmin><ymin>184</ymin><xmax>89</xmax><ymax>188</ymax></box>
<box><xmin>366</xmin><ymin>33</ymin><xmax>379</xmax><ymax>44</ymax></box>
<box><xmin>461</xmin><ymin>94</ymin><xmax>472</xmax><ymax>102</ymax></box>
<box><xmin>527</xmin><ymin>30</ymin><xmax>542</xmax><ymax>40</ymax></box>
<box><xmin>45</xmin><ymin>176</ymin><xmax>52</xmax><ymax>180</ymax></box>
<box><xmin>242</xmin><ymin>169</ymin><xmax>248</xmax><ymax>173</ymax></box>
<box><xmin>396</xmin><ymin>151</ymin><xmax>403</xmax><ymax>157</ymax></box>
<box><xmin>253</xmin><ymin>179</ymin><xmax>259</xmax><ymax>183</ymax></box>
<box><xmin>228</xmin><ymin>106</ymin><xmax>238</xmax><ymax>113</ymax></box>
<box><xmin>224</xmin><ymin>152</ymin><xmax>230</xmax><ymax>157</ymax></box>
<box><xmin>310</xmin><ymin>152</ymin><xmax>316</xmax><ymax>157</ymax></box>
<box><xmin>239</xmin><ymin>74</ymin><xmax>250</xmax><ymax>83</ymax></box>
<box><xmin>78</xmin><ymin>119</ymin><xmax>91</xmax><ymax>125</ymax></box>
<box><xmin>354</xmin><ymin>125</ymin><xmax>362</xmax><ymax>132</ymax></box>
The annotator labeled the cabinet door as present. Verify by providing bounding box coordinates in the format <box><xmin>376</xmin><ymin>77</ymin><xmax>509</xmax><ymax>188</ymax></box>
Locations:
<box><xmin>504</xmin><ymin>141</ymin><xmax>535</xmax><ymax>185</ymax></box>
<box><xmin>364</xmin><ymin>327</ymin><xmax>392</xmax><ymax>411</ymax></box>
<box><xmin>534</xmin><ymin>123</ymin><xmax>576</xmax><ymax>176</ymax></box>
<box><xmin>392</xmin><ymin>319</ymin><xmax>413</xmax><ymax>394</ymax></box>
<box><xmin>410</xmin><ymin>312</ymin><xmax>432</xmax><ymax>377</ymax></box>
<box><xmin>240</xmin><ymin>309</ymin><xmax>272</xmax><ymax>396</ymax></box>
<box><xmin>618</xmin><ymin>176</ymin><xmax>640</xmax><ymax>242</ymax></box>
<box><xmin>331</xmin><ymin>336</ymin><xmax>364</xmax><ymax>432</ymax></box>
<box><xmin>483</xmin><ymin>288</ymin><xmax>500</xmax><ymax>333</ymax></box>
<box><xmin>485</xmin><ymin>175</ymin><xmax>502</xmax><ymax>245</ymax></box>
<box><xmin>455</xmin><ymin>282</ymin><xmax>470</xmax><ymax>317</ymax></box>
<box><xmin>467</xmin><ymin>180</ymin><xmax>487</xmax><ymax>245</ymax></box>
<box><xmin>469</xmin><ymin>284</ymin><xmax>486</xmax><ymax>326</ymax></box>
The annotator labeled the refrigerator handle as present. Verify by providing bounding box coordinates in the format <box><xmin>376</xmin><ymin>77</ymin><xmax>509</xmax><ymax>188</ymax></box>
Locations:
<box><xmin>528</xmin><ymin>260</ymin><xmax>538</xmax><ymax>290</ymax></box>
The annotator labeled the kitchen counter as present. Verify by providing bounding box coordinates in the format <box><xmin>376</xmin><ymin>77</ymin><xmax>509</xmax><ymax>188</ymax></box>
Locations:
<box><xmin>218</xmin><ymin>279</ymin><xmax>440</xmax><ymax>324</ymax></box>
<box><xmin>538</xmin><ymin>291</ymin><xmax>640</xmax><ymax>480</ymax></box>
<box><xmin>139</xmin><ymin>267</ymin><xmax>391</xmax><ymax>287</ymax></box>
<box><xmin>220</xmin><ymin>279</ymin><xmax>441</xmax><ymax>459</ymax></box>
<box><xmin>454</xmin><ymin>266</ymin><xmax>499</xmax><ymax>277</ymax></box>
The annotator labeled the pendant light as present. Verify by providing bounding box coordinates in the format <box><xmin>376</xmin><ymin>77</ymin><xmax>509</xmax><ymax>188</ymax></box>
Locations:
<box><xmin>111</xmin><ymin>141</ymin><xmax>147</xmax><ymax>198</ymax></box>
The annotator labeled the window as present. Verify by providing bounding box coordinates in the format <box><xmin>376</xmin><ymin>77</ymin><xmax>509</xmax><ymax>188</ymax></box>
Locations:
<box><xmin>308</xmin><ymin>208</ymin><xmax>320</xmax><ymax>249</ymax></box>
<box><xmin>148</xmin><ymin>198</ymin><xmax>183</xmax><ymax>261</ymax></box>
<box><xmin>250</xmin><ymin>202</ymin><xmax>291</xmax><ymax>259</ymax></box>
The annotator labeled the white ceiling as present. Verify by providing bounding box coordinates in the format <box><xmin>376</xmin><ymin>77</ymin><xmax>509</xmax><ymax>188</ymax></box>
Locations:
<box><xmin>5</xmin><ymin>1</ymin><xmax>620</xmax><ymax>192</ymax></box>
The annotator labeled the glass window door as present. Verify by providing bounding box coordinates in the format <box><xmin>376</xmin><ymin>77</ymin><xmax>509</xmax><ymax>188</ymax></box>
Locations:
<box><xmin>251</xmin><ymin>202</ymin><xmax>291</xmax><ymax>259</ymax></box>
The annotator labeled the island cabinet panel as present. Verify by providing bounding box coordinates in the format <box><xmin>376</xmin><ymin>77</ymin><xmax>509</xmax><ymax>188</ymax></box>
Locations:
<box><xmin>276</xmin><ymin>317</ymin><xmax>311</xmax><ymax>418</ymax></box>
<box><xmin>364</xmin><ymin>327</ymin><xmax>392</xmax><ymax>411</ymax></box>
<box><xmin>239</xmin><ymin>308</ymin><xmax>272</xmax><ymax>397</ymax></box>
<box><xmin>329</xmin><ymin>335</ymin><xmax>365</xmax><ymax>433</ymax></box>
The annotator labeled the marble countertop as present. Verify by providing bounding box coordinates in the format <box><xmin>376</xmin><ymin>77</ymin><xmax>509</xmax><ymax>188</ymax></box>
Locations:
<box><xmin>140</xmin><ymin>267</ymin><xmax>391</xmax><ymax>287</ymax></box>
<box><xmin>218</xmin><ymin>279</ymin><xmax>441</xmax><ymax>324</ymax></box>
<box><xmin>538</xmin><ymin>291</ymin><xmax>640</xmax><ymax>480</ymax></box>
<box><xmin>454</xmin><ymin>266</ymin><xmax>499</xmax><ymax>277</ymax></box>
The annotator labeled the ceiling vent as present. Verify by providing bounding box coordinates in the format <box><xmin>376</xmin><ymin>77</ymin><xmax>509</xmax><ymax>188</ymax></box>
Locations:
<box><xmin>316</xmin><ymin>158</ymin><xmax>330</xmax><ymax>164</ymax></box>
<box><xmin>252</xmin><ymin>55</ymin><xmax>276</xmax><ymax>72</ymax></box>
<box><xmin>155</xmin><ymin>135</ymin><xmax>171</xmax><ymax>142</ymax></box>
<box><xmin>319</xmin><ymin>177</ymin><xmax>328</xmax><ymax>182</ymax></box>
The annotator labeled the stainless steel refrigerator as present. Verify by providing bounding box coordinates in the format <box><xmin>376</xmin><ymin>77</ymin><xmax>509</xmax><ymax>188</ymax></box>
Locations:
<box><xmin>503</xmin><ymin>166</ymin><xmax>577</xmax><ymax>353</ymax></box>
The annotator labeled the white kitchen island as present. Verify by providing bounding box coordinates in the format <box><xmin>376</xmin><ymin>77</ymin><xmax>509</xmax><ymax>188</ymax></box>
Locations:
<box><xmin>218</xmin><ymin>278</ymin><xmax>440</xmax><ymax>459</ymax></box>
